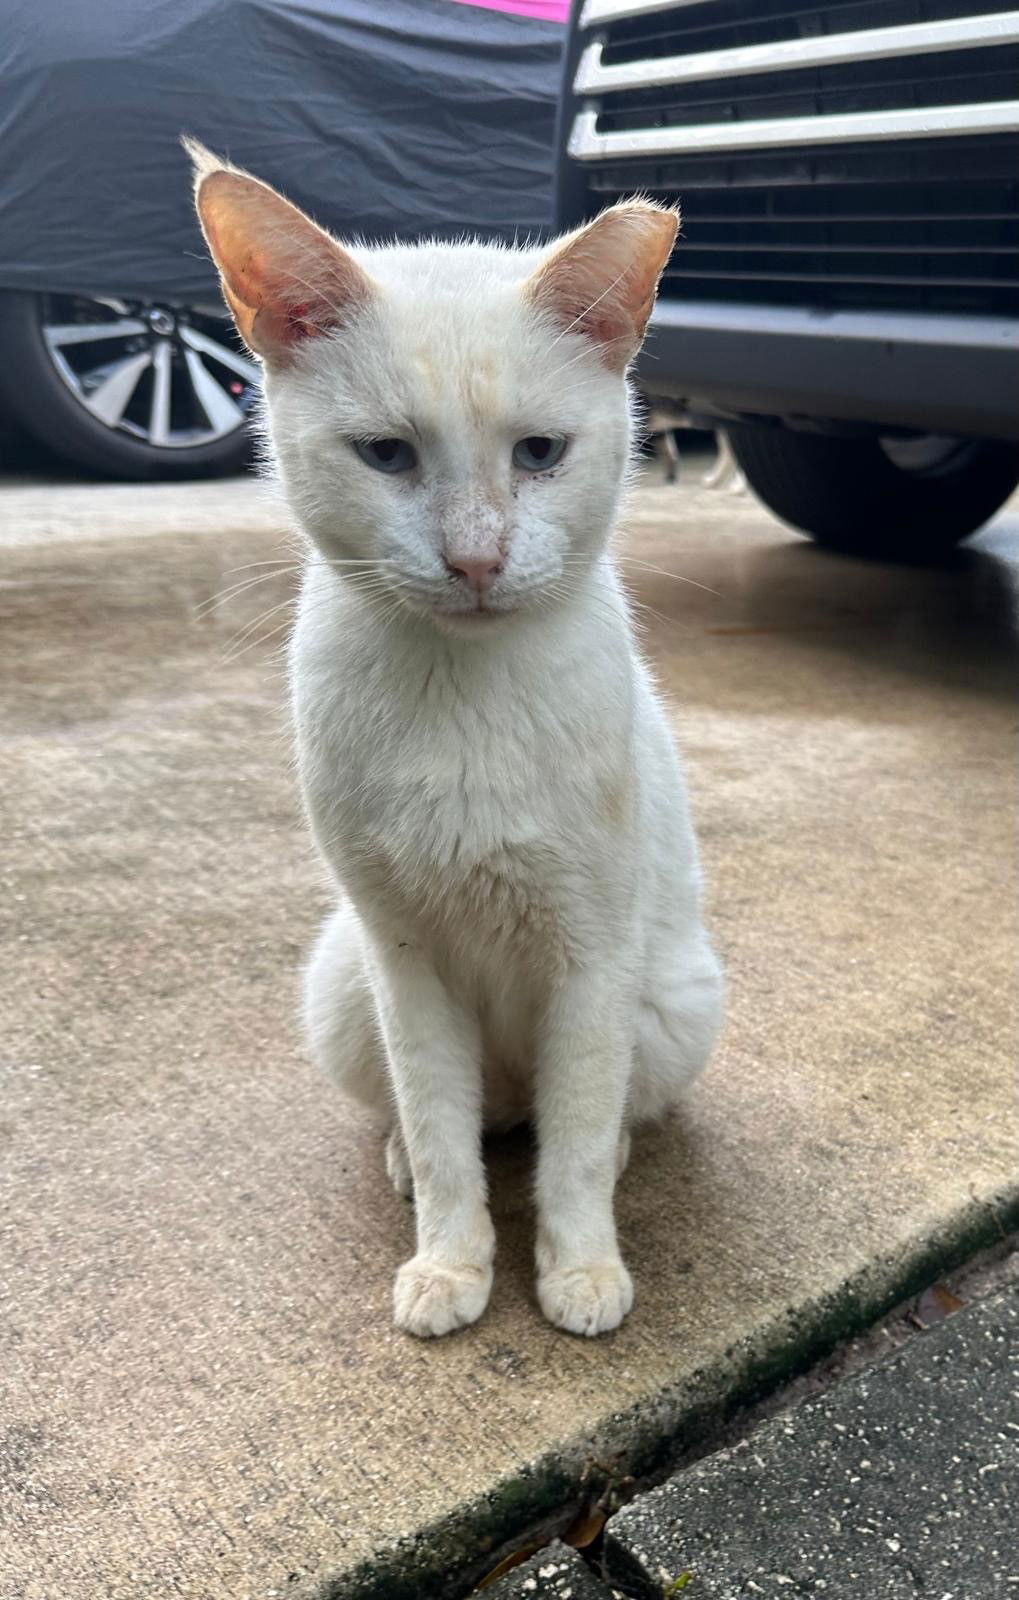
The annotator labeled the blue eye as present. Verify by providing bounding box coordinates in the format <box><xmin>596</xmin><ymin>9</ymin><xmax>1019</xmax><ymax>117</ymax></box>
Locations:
<box><xmin>354</xmin><ymin>437</ymin><xmax>417</xmax><ymax>474</ymax></box>
<box><xmin>512</xmin><ymin>435</ymin><xmax>567</xmax><ymax>473</ymax></box>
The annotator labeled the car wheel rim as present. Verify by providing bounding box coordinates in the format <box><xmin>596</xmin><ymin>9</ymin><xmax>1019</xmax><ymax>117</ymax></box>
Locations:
<box><xmin>39</xmin><ymin>292</ymin><xmax>260</xmax><ymax>450</ymax></box>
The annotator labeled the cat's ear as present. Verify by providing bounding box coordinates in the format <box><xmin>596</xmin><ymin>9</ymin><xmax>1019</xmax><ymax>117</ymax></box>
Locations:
<box><xmin>526</xmin><ymin>200</ymin><xmax>678</xmax><ymax>371</ymax></box>
<box><xmin>184</xmin><ymin>138</ymin><xmax>375</xmax><ymax>365</ymax></box>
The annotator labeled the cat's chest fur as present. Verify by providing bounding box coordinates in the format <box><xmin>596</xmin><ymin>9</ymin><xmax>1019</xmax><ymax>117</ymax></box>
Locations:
<box><xmin>291</xmin><ymin>567</ymin><xmax>637</xmax><ymax>955</ymax></box>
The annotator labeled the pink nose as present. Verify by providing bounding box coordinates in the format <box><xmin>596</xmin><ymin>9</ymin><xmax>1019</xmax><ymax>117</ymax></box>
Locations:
<box><xmin>444</xmin><ymin>555</ymin><xmax>502</xmax><ymax>594</ymax></box>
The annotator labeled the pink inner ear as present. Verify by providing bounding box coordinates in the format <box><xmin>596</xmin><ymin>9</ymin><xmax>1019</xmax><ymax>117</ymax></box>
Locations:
<box><xmin>197</xmin><ymin>168</ymin><xmax>373</xmax><ymax>360</ymax></box>
<box><xmin>575</xmin><ymin>303</ymin><xmax>631</xmax><ymax>350</ymax></box>
<box><xmin>527</xmin><ymin>206</ymin><xmax>678</xmax><ymax>369</ymax></box>
<box><xmin>251</xmin><ymin>246</ymin><xmax>372</xmax><ymax>354</ymax></box>
<box><xmin>248</xmin><ymin>286</ymin><xmax>344</xmax><ymax>358</ymax></box>
<box><xmin>276</xmin><ymin>296</ymin><xmax>330</xmax><ymax>343</ymax></box>
<box><xmin>535</xmin><ymin>259</ymin><xmax>638</xmax><ymax>357</ymax></box>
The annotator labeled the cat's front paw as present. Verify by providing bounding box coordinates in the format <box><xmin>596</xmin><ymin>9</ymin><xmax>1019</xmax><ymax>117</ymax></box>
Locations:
<box><xmin>393</xmin><ymin>1257</ymin><xmax>492</xmax><ymax>1338</ymax></box>
<box><xmin>537</xmin><ymin>1260</ymin><xmax>634</xmax><ymax>1336</ymax></box>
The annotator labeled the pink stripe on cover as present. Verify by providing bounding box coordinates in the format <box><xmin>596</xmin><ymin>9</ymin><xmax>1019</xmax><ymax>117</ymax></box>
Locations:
<box><xmin>444</xmin><ymin>0</ymin><xmax>571</xmax><ymax>22</ymax></box>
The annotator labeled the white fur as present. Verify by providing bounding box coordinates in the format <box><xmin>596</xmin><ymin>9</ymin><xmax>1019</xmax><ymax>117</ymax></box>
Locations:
<box><xmin>254</xmin><ymin>234</ymin><xmax>722</xmax><ymax>1337</ymax></box>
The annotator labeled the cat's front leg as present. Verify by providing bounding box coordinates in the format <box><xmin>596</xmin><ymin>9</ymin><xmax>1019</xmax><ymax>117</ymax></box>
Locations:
<box><xmin>534</xmin><ymin>967</ymin><xmax>634</xmax><ymax>1336</ymax></box>
<box><xmin>370</xmin><ymin>940</ymin><xmax>494</xmax><ymax>1337</ymax></box>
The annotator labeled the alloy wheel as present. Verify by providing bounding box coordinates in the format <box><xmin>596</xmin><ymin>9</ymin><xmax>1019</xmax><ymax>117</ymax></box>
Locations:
<box><xmin>39</xmin><ymin>292</ymin><xmax>260</xmax><ymax>449</ymax></box>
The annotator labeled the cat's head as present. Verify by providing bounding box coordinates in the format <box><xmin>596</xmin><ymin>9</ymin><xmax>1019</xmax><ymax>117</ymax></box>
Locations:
<box><xmin>187</xmin><ymin>140</ymin><xmax>676</xmax><ymax>632</ymax></box>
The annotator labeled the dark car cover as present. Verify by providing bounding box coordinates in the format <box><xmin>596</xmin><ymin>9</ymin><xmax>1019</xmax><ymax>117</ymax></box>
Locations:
<box><xmin>0</xmin><ymin>0</ymin><xmax>563</xmax><ymax>304</ymax></box>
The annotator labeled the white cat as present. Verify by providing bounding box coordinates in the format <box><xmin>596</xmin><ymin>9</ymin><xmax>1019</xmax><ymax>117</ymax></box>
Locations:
<box><xmin>189</xmin><ymin>142</ymin><xmax>723</xmax><ymax>1339</ymax></box>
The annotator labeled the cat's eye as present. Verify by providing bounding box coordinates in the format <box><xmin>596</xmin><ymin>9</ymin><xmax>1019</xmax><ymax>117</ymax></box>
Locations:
<box><xmin>353</xmin><ymin>437</ymin><xmax>418</xmax><ymax>474</ymax></box>
<box><xmin>512</xmin><ymin>435</ymin><xmax>567</xmax><ymax>473</ymax></box>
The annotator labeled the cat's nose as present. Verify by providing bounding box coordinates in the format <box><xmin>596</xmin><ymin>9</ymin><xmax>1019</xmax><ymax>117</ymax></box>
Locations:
<box><xmin>444</xmin><ymin>554</ymin><xmax>502</xmax><ymax>593</ymax></box>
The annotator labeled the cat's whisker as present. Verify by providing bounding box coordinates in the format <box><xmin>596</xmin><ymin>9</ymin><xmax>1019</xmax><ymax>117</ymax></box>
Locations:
<box><xmin>197</xmin><ymin>565</ymin><xmax>301</xmax><ymax>606</ymax></box>
<box><xmin>625</xmin><ymin>598</ymin><xmax>680</xmax><ymax>631</ymax></box>
<box><xmin>216</xmin><ymin>573</ymin><xmax>488</xmax><ymax>661</ymax></box>
<box><xmin>609</xmin><ymin>583</ymin><xmax>690</xmax><ymax>633</ymax></box>
<box><xmin>334</xmin><ymin>579</ymin><xmax>415</xmax><ymax>606</ymax></box>
<box><xmin>220</xmin><ymin>556</ymin><xmax>305</xmax><ymax>575</ymax></box>
<box><xmin>222</xmin><ymin>611</ymin><xmax>300</xmax><ymax>664</ymax></box>
<box><xmin>315</xmin><ymin>557</ymin><xmax>397</xmax><ymax>567</ymax></box>
<box><xmin>194</xmin><ymin>566</ymin><xmax>303</xmax><ymax>619</ymax></box>
<box><xmin>224</xmin><ymin>614</ymin><xmax>302</xmax><ymax>663</ymax></box>
<box><xmin>226</xmin><ymin>580</ymin><xmax>397</xmax><ymax>642</ymax></box>
<box><xmin>613</xmin><ymin>557</ymin><xmax>721</xmax><ymax>597</ymax></box>
<box><xmin>241</xmin><ymin>575</ymin><xmax>416</xmax><ymax>636</ymax></box>
<box><xmin>222</xmin><ymin>597</ymin><xmax>299</xmax><ymax>660</ymax></box>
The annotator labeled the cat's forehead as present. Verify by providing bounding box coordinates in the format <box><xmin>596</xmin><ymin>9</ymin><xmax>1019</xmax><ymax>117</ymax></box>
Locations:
<box><xmin>335</xmin><ymin>238</ymin><xmax>601</xmax><ymax>426</ymax></box>
<box><xmin>355</xmin><ymin>238</ymin><xmax>545</xmax><ymax>296</ymax></box>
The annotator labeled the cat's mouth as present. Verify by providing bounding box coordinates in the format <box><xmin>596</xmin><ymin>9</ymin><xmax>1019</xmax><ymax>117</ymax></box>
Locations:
<box><xmin>429</xmin><ymin>598</ymin><xmax>517</xmax><ymax>630</ymax></box>
<box><xmin>435</xmin><ymin>605</ymin><xmax>507</xmax><ymax>625</ymax></box>
<box><xmin>397</xmin><ymin>581</ymin><xmax>528</xmax><ymax>629</ymax></box>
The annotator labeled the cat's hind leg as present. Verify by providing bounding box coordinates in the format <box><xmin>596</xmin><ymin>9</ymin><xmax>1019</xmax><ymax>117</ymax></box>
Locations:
<box><xmin>630</xmin><ymin>935</ymin><xmax>723</xmax><ymax>1124</ymax></box>
<box><xmin>303</xmin><ymin>901</ymin><xmax>391</xmax><ymax>1117</ymax></box>
<box><xmin>385</xmin><ymin>1125</ymin><xmax>414</xmax><ymax>1199</ymax></box>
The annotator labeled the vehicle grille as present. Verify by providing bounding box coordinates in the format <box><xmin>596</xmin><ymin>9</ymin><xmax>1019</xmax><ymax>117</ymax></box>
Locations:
<box><xmin>566</xmin><ymin>0</ymin><xmax>1019</xmax><ymax>316</ymax></box>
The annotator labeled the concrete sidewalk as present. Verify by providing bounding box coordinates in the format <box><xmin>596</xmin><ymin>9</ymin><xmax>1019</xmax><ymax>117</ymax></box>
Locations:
<box><xmin>2</xmin><ymin>468</ymin><xmax>1016</xmax><ymax>1600</ymax></box>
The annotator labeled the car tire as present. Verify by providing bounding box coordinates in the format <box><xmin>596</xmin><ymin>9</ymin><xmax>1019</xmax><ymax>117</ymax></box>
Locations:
<box><xmin>726</xmin><ymin>425</ymin><xmax>1019</xmax><ymax>561</ymax></box>
<box><xmin>0</xmin><ymin>290</ymin><xmax>257</xmax><ymax>482</ymax></box>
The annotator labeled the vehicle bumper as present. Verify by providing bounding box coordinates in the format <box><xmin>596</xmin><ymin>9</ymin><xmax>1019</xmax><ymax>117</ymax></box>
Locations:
<box><xmin>639</xmin><ymin>301</ymin><xmax>1019</xmax><ymax>441</ymax></box>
